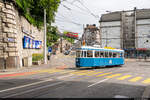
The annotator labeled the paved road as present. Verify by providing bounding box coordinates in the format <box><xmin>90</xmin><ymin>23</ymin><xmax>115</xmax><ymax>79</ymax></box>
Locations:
<box><xmin>0</xmin><ymin>56</ymin><xmax>150</xmax><ymax>98</ymax></box>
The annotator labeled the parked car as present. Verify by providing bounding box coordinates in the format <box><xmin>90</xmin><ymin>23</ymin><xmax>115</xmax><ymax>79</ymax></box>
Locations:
<box><xmin>64</xmin><ymin>50</ymin><xmax>70</xmax><ymax>55</ymax></box>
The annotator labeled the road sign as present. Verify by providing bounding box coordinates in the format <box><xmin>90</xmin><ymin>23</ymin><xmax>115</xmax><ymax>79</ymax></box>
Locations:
<box><xmin>48</xmin><ymin>47</ymin><xmax>52</xmax><ymax>52</ymax></box>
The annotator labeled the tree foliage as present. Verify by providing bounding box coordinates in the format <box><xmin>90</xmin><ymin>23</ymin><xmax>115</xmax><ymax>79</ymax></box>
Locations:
<box><xmin>63</xmin><ymin>31</ymin><xmax>75</xmax><ymax>44</ymax></box>
<box><xmin>47</xmin><ymin>25</ymin><xmax>60</xmax><ymax>47</ymax></box>
<box><xmin>15</xmin><ymin>0</ymin><xmax>60</xmax><ymax>28</ymax></box>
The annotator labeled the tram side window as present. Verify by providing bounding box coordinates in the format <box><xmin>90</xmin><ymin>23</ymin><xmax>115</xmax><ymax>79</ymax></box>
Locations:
<box><xmin>117</xmin><ymin>52</ymin><xmax>120</xmax><ymax>58</ymax></box>
<box><xmin>76</xmin><ymin>51</ymin><xmax>81</xmax><ymax>57</ymax></box>
<box><xmin>109</xmin><ymin>52</ymin><xmax>112</xmax><ymax>58</ymax></box>
<box><xmin>81</xmin><ymin>51</ymin><xmax>84</xmax><ymax>57</ymax></box>
<box><xmin>87</xmin><ymin>51</ymin><xmax>93</xmax><ymax>57</ymax></box>
<box><xmin>84</xmin><ymin>51</ymin><xmax>87</xmax><ymax>57</ymax></box>
<box><xmin>100</xmin><ymin>52</ymin><xmax>104</xmax><ymax>58</ymax></box>
<box><xmin>105</xmin><ymin>51</ymin><xmax>108</xmax><ymax>58</ymax></box>
<box><xmin>113</xmin><ymin>52</ymin><xmax>117</xmax><ymax>58</ymax></box>
<box><xmin>95</xmin><ymin>51</ymin><xmax>100</xmax><ymax>58</ymax></box>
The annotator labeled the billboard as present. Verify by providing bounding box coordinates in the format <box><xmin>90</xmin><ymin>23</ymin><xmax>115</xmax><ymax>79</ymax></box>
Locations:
<box><xmin>65</xmin><ymin>32</ymin><xmax>78</xmax><ymax>39</ymax></box>
<box><xmin>32</xmin><ymin>40</ymin><xmax>35</xmax><ymax>49</ymax></box>
<box><xmin>23</xmin><ymin>36</ymin><xmax>42</xmax><ymax>49</ymax></box>
<box><xmin>23</xmin><ymin>36</ymin><xmax>29</xmax><ymax>48</ymax></box>
<box><xmin>29</xmin><ymin>38</ymin><xmax>32</xmax><ymax>48</ymax></box>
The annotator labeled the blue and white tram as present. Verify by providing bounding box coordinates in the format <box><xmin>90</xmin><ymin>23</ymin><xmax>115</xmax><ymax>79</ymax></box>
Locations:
<box><xmin>75</xmin><ymin>46</ymin><xmax>124</xmax><ymax>67</ymax></box>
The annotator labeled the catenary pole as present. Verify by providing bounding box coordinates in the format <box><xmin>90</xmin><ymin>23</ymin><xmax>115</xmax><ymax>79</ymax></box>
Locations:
<box><xmin>44</xmin><ymin>9</ymin><xmax>47</xmax><ymax>64</ymax></box>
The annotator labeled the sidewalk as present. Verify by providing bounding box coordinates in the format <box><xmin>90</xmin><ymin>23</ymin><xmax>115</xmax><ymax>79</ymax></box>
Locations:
<box><xmin>0</xmin><ymin>53</ymin><xmax>71</xmax><ymax>75</ymax></box>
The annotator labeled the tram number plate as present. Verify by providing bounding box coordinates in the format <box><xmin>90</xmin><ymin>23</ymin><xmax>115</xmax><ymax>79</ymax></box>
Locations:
<box><xmin>109</xmin><ymin>60</ymin><xmax>112</xmax><ymax>64</ymax></box>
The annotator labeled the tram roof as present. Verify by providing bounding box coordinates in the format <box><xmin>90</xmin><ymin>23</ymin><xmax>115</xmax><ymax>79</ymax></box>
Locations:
<box><xmin>76</xmin><ymin>46</ymin><xmax>124</xmax><ymax>52</ymax></box>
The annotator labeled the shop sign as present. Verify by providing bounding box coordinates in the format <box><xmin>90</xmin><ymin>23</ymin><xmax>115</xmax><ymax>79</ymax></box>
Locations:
<box><xmin>23</xmin><ymin>36</ymin><xmax>42</xmax><ymax>49</ymax></box>
<box><xmin>8</xmin><ymin>38</ymin><xmax>15</xmax><ymax>42</ymax></box>
<box><xmin>136</xmin><ymin>48</ymin><xmax>147</xmax><ymax>50</ymax></box>
<box><xmin>48</xmin><ymin>47</ymin><xmax>52</xmax><ymax>52</ymax></box>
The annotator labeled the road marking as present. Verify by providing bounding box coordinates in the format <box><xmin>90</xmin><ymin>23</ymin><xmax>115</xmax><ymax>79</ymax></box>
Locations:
<box><xmin>59</xmin><ymin>70</ymin><xmax>75</xmax><ymax>74</ymax></box>
<box><xmin>106</xmin><ymin>74</ymin><xmax>122</xmax><ymax>78</ymax></box>
<box><xmin>36</xmin><ymin>69</ymin><xmax>56</xmax><ymax>73</ymax></box>
<box><xmin>142</xmin><ymin>78</ymin><xmax>150</xmax><ymax>84</ymax></box>
<box><xmin>77</xmin><ymin>71</ymin><xmax>95</xmax><ymax>75</ymax></box>
<box><xmin>117</xmin><ymin>75</ymin><xmax>132</xmax><ymax>80</ymax></box>
<box><xmin>129</xmin><ymin>77</ymin><xmax>142</xmax><ymax>82</ymax></box>
<box><xmin>48</xmin><ymin>70</ymin><xmax>63</xmax><ymax>73</ymax></box>
<box><xmin>0</xmin><ymin>78</ymin><xmax>53</xmax><ymax>93</ymax></box>
<box><xmin>96</xmin><ymin>72</ymin><xmax>112</xmax><ymax>77</ymax></box>
<box><xmin>71</xmin><ymin>70</ymin><xmax>88</xmax><ymax>74</ymax></box>
<box><xmin>57</xmin><ymin>74</ymin><xmax>74</xmax><ymax>79</ymax></box>
<box><xmin>2</xmin><ymin>81</ymin><xmax>65</xmax><ymax>98</ymax></box>
<box><xmin>88</xmin><ymin>78</ymin><xmax>109</xmax><ymax>87</ymax></box>
<box><xmin>76</xmin><ymin>76</ymin><xmax>90</xmax><ymax>81</ymax></box>
<box><xmin>86</xmin><ymin>71</ymin><xmax>103</xmax><ymax>76</ymax></box>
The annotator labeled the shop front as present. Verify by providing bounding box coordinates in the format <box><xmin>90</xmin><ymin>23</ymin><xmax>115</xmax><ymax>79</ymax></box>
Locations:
<box><xmin>124</xmin><ymin>48</ymin><xmax>150</xmax><ymax>59</ymax></box>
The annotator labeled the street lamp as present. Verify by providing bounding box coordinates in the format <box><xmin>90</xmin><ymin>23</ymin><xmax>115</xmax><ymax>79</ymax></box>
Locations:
<box><xmin>43</xmin><ymin>1</ymin><xmax>63</xmax><ymax>64</ymax></box>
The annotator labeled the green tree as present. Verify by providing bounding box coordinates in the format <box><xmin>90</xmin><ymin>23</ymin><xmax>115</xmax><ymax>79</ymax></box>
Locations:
<box><xmin>47</xmin><ymin>25</ymin><xmax>60</xmax><ymax>47</ymax></box>
<box><xmin>15</xmin><ymin>0</ymin><xmax>60</xmax><ymax>28</ymax></box>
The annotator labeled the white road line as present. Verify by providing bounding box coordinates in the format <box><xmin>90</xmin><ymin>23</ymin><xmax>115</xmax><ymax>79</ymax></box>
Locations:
<box><xmin>3</xmin><ymin>81</ymin><xmax>65</xmax><ymax>98</ymax></box>
<box><xmin>0</xmin><ymin>78</ymin><xmax>53</xmax><ymax>93</ymax></box>
<box><xmin>57</xmin><ymin>74</ymin><xmax>74</xmax><ymax>79</ymax></box>
<box><xmin>88</xmin><ymin>78</ymin><xmax>109</xmax><ymax>87</ymax></box>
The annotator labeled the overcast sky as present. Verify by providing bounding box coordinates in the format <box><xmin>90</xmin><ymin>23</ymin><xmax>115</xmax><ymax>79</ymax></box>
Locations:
<box><xmin>52</xmin><ymin>0</ymin><xmax>150</xmax><ymax>37</ymax></box>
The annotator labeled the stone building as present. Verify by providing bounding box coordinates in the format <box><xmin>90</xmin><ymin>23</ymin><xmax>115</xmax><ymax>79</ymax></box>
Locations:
<box><xmin>82</xmin><ymin>24</ymin><xmax>100</xmax><ymax>46</ymax></box>
<box><xmin>99</xmin><ymin>8</ymin><xmax>150</xmax><ymax>58</ymax></box>
<box><xmin>0</xmin><ymin>0</ymin><xmax>44</xmax><ymax>69</ymax></box>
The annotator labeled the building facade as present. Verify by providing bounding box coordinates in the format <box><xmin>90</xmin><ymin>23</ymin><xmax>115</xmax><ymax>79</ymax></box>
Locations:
<box><xmin>82</xmin><ymin>24</ymin><xmax>100</xmax><ymax>46</ymax></box>
<box><xmin>99</xmin><ymin>8</ymin><xmax>150</xmax><ymax>58</ymax></box>
<box><xmin>0</xmin><ymin>0</ymin><xmax>44</xmax><ymax>69</ymax></box>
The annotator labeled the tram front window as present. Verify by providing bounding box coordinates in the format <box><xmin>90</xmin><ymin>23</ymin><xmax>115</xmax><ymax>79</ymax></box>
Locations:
<box><xmin>87</xmin><ymin>51</ymin><xmax>93</xmax><ymax>57</ymax></box>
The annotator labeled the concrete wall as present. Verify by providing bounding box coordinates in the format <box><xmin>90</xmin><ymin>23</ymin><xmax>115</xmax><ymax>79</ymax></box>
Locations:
<box><xmin>0</xmin><ymin>1</ymin><xmax>44</xmax><ymax>69</ymax></box>
<box><xmin>100</xmin><ymin>21</ymin><xmax>121</xmax><ymax>49</ymax></box>
<box><xmin>137</xmin><ymin>19</ymin><xmax>150</xmax><ymax>48</ymax></box>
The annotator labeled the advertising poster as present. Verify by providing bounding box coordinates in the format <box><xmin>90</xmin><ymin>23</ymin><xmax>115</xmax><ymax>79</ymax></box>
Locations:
<box><xmin>32</xmin><ymin>40</ymin><xmax>35</xmax><ymax>49</ymax></box>
<box><xmin>35</xmin><ymin>40</ymin><xmax>37</xmax><ymax>49</ymax></box>
<box><xmin>23</xmin><ymin>36</ymin><xmax>29</xmax><ymax>48</ymax></box>
<box><xmin>23</xmin><ymin>36</ymin><xmax>42</xmax><ymax>49</ymax></box>
<box><xmin>35</xmin><ymin>40</ymin><xmax>39</xmax><ymax>49</ymax></box>
<box><xmin>29</xmin><ymin>38</ymin><xmax>32</xmax><ymax>49</ymax></box>
<box><xmin>39</xmin><ymin>41</ymin><xmax>42</xmax><ymax>49</ymax></box>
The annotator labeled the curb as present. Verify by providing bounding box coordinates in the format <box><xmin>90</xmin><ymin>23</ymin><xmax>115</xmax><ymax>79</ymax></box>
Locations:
<box><xmin>142</xmin><ymin>86</ymin><xmax>150</xmax><ymax>99</ymax></box>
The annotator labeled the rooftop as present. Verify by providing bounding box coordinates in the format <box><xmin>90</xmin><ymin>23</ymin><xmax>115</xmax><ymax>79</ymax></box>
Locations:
<box><xmin>100</xmin><ymin>8</ymin><xmax>150</xmax><ymax>22</ymax></box>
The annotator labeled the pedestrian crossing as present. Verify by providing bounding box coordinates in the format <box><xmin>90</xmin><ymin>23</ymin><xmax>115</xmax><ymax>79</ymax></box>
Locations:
<box><xmin>117</xmin><ymin>75</ymin><xmax>132</xmax><ymax>80</ymax></box>
<box><xmin>36</xmin><ymin>68</ymin><xmax>150</xmax><ymax>84</ymax></box>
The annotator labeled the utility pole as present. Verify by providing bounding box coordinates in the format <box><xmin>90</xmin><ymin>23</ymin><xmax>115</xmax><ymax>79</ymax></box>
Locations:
<box><xmin>44</xmin><ymin>9</ymin><xmax>47</xmax><ymax>64</ymax></box>
<box><xmin>60</xmin><ymin>37</ymin><xmax>63</xmax><ymax>53</ymax></box>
